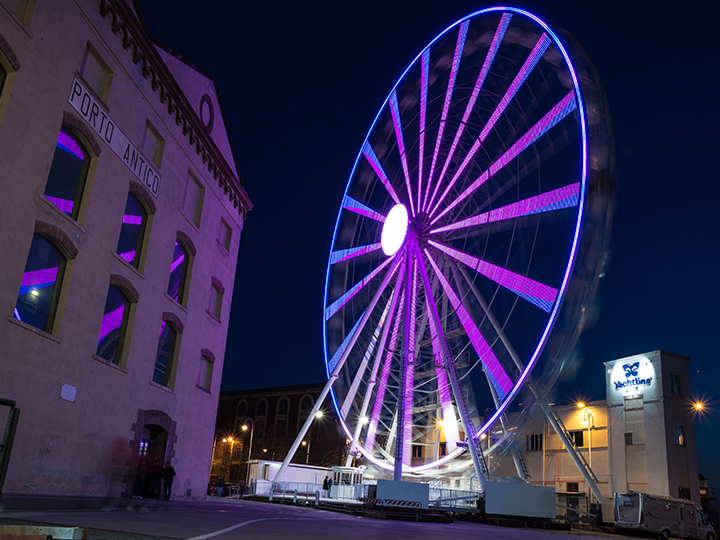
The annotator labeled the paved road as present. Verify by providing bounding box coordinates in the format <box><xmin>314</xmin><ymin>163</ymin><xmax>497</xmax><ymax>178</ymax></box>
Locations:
<box><xmin>0</xmin><ymin>497</ymin><xmax>634</xmax><ymax>540</ymax></box>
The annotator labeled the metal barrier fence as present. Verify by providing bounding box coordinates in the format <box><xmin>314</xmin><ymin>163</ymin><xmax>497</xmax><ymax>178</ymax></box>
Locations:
<box><xmin>428</xmin><ymin>488</ymin><xmax>478</xmax><ymax>509</ymax></box>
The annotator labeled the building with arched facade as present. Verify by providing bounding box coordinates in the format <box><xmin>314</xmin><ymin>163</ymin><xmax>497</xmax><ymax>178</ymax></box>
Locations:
<box><xmin>0</xmin><ymin>0</ymin><xmax>251</xmax><ymax>501</ymax></box>
<box><xmin>213</xmin><ymin>383</ymin><xmax>347</xmax><ymax>483</ymax></box>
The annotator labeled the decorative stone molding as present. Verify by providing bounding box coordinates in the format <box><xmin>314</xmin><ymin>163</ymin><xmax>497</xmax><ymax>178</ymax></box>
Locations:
<box><xmin>109</xmin><ymin>273</ymin><xmax>140</xmax><ymax>302</ymax></box>
<box><xmin>210</xmin><ymin>276</ymin><xmax>224</xmax><ymax>294</ymax></box>
<box><xmin>63</xmin><ymin>111</ymin><xmax>102</xmax><ymax>156</ymax></box>
<box><xmin>176</xmin><ymin>230</ymin><xmax>196</xmax><ymax>255</ymax></box>
<box><xmin>200</xmin><ymin>348</ymin><xmax>216</xmax><ymax>363</ymax></box>
<box><xmin>129</xmin><ymin>180</ymin><xmax>157</xmax><ymax>214</ymax></box>
<box><xmin>98</xmin><ymin>0</ymin><xmax>252</xmax><ymax>217</ymax></box>
<box><xmin>162</xmin><ymin>311</ymin><xmax>184</xmax><ymax>334</ymax></box>
<box><xmin>0</xmin><ymin>31</ymin><xmax>21</xmax><ymax>70</ymax></box>
<box><xmin>34</xmin><ymin>220</ymin><xmax>79</xmax><ymax>259</ymax></box>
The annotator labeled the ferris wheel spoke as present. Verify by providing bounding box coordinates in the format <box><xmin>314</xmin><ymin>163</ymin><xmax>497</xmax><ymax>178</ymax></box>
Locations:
<box><xmin>430</xmin><ymin>182</ymin><xmax>581</xmax><ymax>235</ymax></box>
<box><xmin>428</xmin><ymin>32</ymin><xmax>552</xmax><ymax>219</ymax></box>
<box><xmin>417</xmin><ymin>51</ymin><xmax>429</xmax><ymax>211</ymax></box>
<box><xmin>428</xmin><ymin>239</ymin><xmax>558</xmax><ymax>312</ymax></box>
<box><xmin>342</xmin><ymin>195</ymin><xmax>386</xmax><ymax>223</ymax></box>
<box><xmin>365</xmin><ymin>281</ymin><xmax>405</xmax><ymax>453</ymax></box>
<box><xmin>424</xmin><ymin>248</ymin><xmax>513</xmax><ymax>400</ymax></box>
<box><xmin>431</xmin><ymin>89</ymin><xmax>578</xmax><ymax>227</ymax></box>
<box><xmin>423</xmin><ymin>20</ymin><xmax>469</xmax><ymax>214</ymax></box>
<box><xmin>340</xmin><ymin>292</ymin><xmax>394</xmax><ymax>420</ymax></box>
<box><xmin>433</xmin><ymin>13</ymin><xmax>512</xmax><ymax>207</ymax></box>
<box><xmin>324</xmin><ymin>253</ymin><xmax>400</xmax><ymax>321</ymax></box>
<box><xmin>363</xmin><ymin>141</ymin><xmax>402</xmax><ymax>206</ymax></box>
<box><xmin>330</xmin><ymin>242</ymin><xmax>383</xmax><ymax>265</ymax></box>
<box><xmin>389</xmin><ymin>92</ymin><xmax>416</xmax><ymax>216</ymax></box>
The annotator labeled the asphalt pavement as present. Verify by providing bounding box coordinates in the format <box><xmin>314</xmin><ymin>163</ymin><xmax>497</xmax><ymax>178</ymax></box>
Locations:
<box><xmin>0</xmin><ymin>496</ymin><xmax>636</xmax><ymax>540</ymax></box>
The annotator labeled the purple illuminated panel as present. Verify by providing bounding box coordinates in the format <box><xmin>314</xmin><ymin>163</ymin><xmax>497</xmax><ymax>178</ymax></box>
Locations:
<box><xmin>170</xmin><ymin>251</ymin><xmax>185</xmax><ymax>273</ymax></box>
<box><xmin>426</xmin><ymin>311</ymin><xmax>460</xmax><ymax>450</ymax></box>
<box><xmin>97</xmin><ymin>304</ymin><xmax>125</xmax><ymax>344</ymax></box>
<box><xmin>327</xmin><ymin>311</ymin><xmax>366</xmax><ymax>375</ymax></box>
<box><xmin>389</xmin><ymin>92</ymin><xmax>415</xmax><ymax>216</ymax></box>
<box><xmin>431</xmin><ymin>90</ymin><xmax>577</xmax><ymax>225</ymax></box>
<box><xmin>418</xmin><ymin>51</ymin><xmax>429</xmax><ymax>210</ymax></box>
<box><xmin>431</xmin><ymin>182</ymin><xmax>580</xmax><ymax>234</ymax></box>
<box><xmin>330</xmin><ymin>243</ymin><xmax>383</xmax><ymax>265</ymax></box>
<box><xmin>429</xmin><ymin>32</ymin><xmax>551</xmax><ymax>218</ymax></box>
<box><xmin>57</xmin><ymin>131</ymin><xmax>85</xmax><ymax>160</ymax></box>
<box><xmin>365</xmin><ymin>285</ymin><xmax>405</xmax><ymax>452</ymax></box>
<box><xmin>363</xmin><ymin>141</ymin><xmax>401</xmax><ymax>205</ymax></box>
<box><xmin>424</xmin><ymin>21</ymin><xmax>468</xmax><ymax>213</ymax></box>
<box><xmin>429</xmin><ymin>240</ymin><xmax>558</xmax><ymax>312</ymax></box>
<box><xmin>424</xmin><ymin>249</ymin><xmax>513</xmax><ymax>398</ymax></box>
<box><xmin>118</xmin><ymin>250</ymin><xmax>136</xmax><ymax>264</ymax></box>
<box><xmin>436</xmin><ymin>14</ymin><xmax>511</xmax><ymax>190</ymax></box>
<box><xmin>342</xmin><ymin>195</ymin><xmax>386</xmax><ymax>223</ymax></box>
<box><xmin>324</xmin><ymin>255</ymin><xmax>397</xmax><ymax>321</ymax></box>
<box><xmin>46</xmin><ymin>196</ymin><xmax>74</xmax><ymax>214</ymax></box>
<box><xmin>19</xmin><ymin>267</ymin><xmax>59</xmax><ymax>295</ymax></box>
<box><xmin>122</xmin><ymin>214</ymin><xmax>143</xmax><ymax>225</ymax></box>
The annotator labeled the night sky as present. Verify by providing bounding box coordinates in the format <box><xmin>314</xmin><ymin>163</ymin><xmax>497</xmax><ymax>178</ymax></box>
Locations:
<box><xmin>137</xmin><ymin>1</ymin><xmax>720</xmax><ymax>487</ymax></box>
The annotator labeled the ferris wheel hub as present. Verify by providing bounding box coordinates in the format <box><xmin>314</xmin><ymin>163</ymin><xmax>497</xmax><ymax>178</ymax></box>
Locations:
<box><xmin>381</xmin><ymin>204</ymin><xmax>409</xmax><ymax>256</ymax></box>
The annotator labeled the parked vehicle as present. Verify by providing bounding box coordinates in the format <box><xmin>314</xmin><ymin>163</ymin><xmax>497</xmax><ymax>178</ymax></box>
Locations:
<box><xmin>614</xmin><ymin>491</ymin><xmax>715</xmax><ymax>540</ymax></box>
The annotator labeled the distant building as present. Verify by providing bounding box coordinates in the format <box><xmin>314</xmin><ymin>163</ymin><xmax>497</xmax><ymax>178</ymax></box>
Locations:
<box><xmin>214</xmin><ymin>383</ymin><xmax>347</xmax><ymax>483</ymax></box>
<box><xmin>0</xmin><ymin>0</ymin><xmax>251</xmax><ymax>500</ymax></box>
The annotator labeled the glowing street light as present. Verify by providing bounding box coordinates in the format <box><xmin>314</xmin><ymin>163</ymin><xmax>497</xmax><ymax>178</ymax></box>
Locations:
<box><xmin>242</xmin><ymin>418</ymin><xmax>254</xmax><ymax>485</ymax></box>
<box><xmin>694</xmin><ymin>402</ymin><xmax>704</xmax><ymax>411</ymax></box>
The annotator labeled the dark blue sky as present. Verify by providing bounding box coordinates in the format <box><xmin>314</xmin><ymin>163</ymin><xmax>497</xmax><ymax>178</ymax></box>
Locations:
<box><xmin>138</xmin><ymin>0</ymin><xmax>720</xmax><ymax>486</ymax></box>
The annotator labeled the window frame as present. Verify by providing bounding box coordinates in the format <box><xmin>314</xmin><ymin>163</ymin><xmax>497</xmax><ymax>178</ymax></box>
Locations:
<box><xmin>152</xmin><ymin>314</ymin><xmax>184</xmax><ymax>390</ymax></box>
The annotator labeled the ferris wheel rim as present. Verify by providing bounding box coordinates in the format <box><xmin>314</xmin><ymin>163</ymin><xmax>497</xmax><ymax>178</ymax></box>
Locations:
<box><xmin>322</xmin><ymin>6</ymin><xmax>591</xmax><ymax>472</ymax></box>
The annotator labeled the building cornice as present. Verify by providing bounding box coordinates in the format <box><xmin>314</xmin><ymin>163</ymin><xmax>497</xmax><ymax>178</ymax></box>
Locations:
<box><xmin>98</xmin><ymin>0</ymin><xmax>252</xmax><ymax>218</ymax></box>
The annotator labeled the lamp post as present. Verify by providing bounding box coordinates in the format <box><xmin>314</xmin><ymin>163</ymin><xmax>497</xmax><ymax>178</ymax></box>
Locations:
<box><xmin>581</xmin><ymin>406</ymin><xmax>595</xmax><ymax>504</ymax></box>
<box><xmin>242</xmin><ymin>418</ymin><xmax>254</xmax><ymax>485</ymax></box>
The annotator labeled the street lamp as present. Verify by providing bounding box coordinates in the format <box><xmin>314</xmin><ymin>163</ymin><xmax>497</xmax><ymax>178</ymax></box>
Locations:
<box><xmin>580</xmin><ymin>407</ymin><xmax>595</xmax><ymax>503</ymax></box>
<box><xmin>242</xmin><ymin>418</ymin><xmax>254</xmax><ymax>485</ymax></box>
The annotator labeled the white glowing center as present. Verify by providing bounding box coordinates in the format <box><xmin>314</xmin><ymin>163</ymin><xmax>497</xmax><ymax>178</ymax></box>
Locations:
<box><xmin>381</xmin><ymin>204</ymin><xmax>409</xmax><ymax>256</ymax></box>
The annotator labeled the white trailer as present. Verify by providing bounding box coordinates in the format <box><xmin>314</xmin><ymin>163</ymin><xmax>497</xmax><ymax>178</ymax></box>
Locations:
<box><xmin>614</xmin><ymin>491</ymin><xmax>715</xmax><ymax>540</ymax></box>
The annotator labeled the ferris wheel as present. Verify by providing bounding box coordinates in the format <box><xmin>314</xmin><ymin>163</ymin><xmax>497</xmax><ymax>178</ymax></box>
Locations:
<box><xmin>298</xmin><ymin>7</ymin><xmax>614</xmax><ymax>482</ymax></box>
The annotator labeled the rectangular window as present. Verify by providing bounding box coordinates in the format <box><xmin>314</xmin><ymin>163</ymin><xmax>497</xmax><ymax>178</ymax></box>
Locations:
<box><xmin>675</xmin><ymin>424</ymin><xmax>685</xmax><ymax>446</ymax></box>
<box><xmin>625</xmin><ymin>432</ymin><xmax>633</xmax><ymax>445</ymax></box>
<box><xmin>678</xmin><ymin>487</ymin><xmax>691</xmax><ymax>500</ymax></box>
<box><xmin>412</xmin><ymin>445</ymin><xmax>422</xmax><ymax>458</ymax></box>
<box><xmin>527</xmin><ymin>433</ymin><xmax>543</xmax><ymax>451</ymax></box>
<box><xmin>5</xmin><ymin>0</ymin><xmax>36</xmax><ymax>26</ymax></box>
<box><xmin>141</xmin><ymin>120</ymin><xmax>165</xmax><ymax>168</ymax></box>
<box><xmin>439</xmin><ymin>442</ymin><xmax>447</xmax><ymax>456</ymax></box>
<box><xmin>80</xmin><ymin>43</ymin><xmax>113</xmax><ymax>102</ymax></box>
<box><xmin>671</xmin><ymin>373</ymin><xmax>682</xmax><ymax>395</ymax></box>
<box><xmin>567</xmin><ymin>482</ymin><xmax>579</xmax><ymax>493</ymax></box>
<box><xmin>182</xmin><ymin>173</ymin><xmax>204</xmax><ymax>227</ymax></box>
<box><xmin>570</xmin><ymin>430</ymin><xmax>584</xmax><ymax>447</ymax></box>
<box><xmin>209</xmin><ymin>285</ymin><xmax>222</xmax><ymax>320</ymax></box>
<box><xmin>219</xmin><ymin>219</ymin><xmax>232</xmax><ymax>251</ymax></box>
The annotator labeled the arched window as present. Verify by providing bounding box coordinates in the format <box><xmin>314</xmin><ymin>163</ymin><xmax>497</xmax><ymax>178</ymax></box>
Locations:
<box><xmin>198</xmin><ymin>353</ymin><xmax>213</xmax><ymax>391</ymax></box>
<box><xmin>276</xmin><ymin>397</ymin><xmax>289</xmax><ymax>437</ymax></box>
<box><xmin>153</xmin><ymin>319</ymin><xmax>181</xmax><ymax>388</ymax></box>
<box><xmin>167</xmin><ymin>241</ymin><xmax>189</xmax><ymax>304</ymax></box>
<box><xmin>96</xmin><ymin>285</ymin><xmax>130</xmax><ymax>364</ymax></box>
<box><xmin>14</xmin><ymin>235</ymin><xmax>66</xmax><ymax>332</ymax></box>
<box><xmin>44</xmin><ymin>127</ymin><xmax>90</xmax><ymax>221</ymax></box>
<box><xmin>208</xmin><ymin>283</ymin><xmax>222</xmax><ymax>320</ymax></box>
<box><xmin>298</xmin><ymin>395</ymin><xmax>314</xmax><ymax>431</ymax></box>
<box><xmin>256</xmin><ymin>399</ymin><xmax>268</xmax><ymax>439</ymax></box>
<box><xmin>257</xmin><ymin>399</ymin><xmax>267</xmax><ymax>416</ymax></box>
<box><xmin>116</xmin><ymin>194</ymin><xmax>147</xmax><ymax>268</ymax></box>
<box><xmin>236</xmin><ymin>400</ymin><xmax>248</xmax><ymax>426</ymax></box>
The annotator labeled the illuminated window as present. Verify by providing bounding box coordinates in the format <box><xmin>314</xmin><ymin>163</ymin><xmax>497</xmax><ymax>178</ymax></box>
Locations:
<box><xmin>208</xmin><ymin>282</ymin><xmax>222</xmax><ymax>320</ymax></box>
<box><xmin>182</xmin><ymin>173</ymin><xmax>204</xmax><ymax>228</ymax></box>
<box><xmin>44</xmin><ymin>127</ymin><xmax>90</xmax><ymax>221</ymax></box>
<box><xmin>80</xmin><ymin>43</ymin><xmax>113</xmax><ymax>102</ymax></box>
<box><xmin>198</xmin><ymin>354</ymin><xmax>213</xmax><ymax>391</ymax></box>
<box><xmin>527</xmin><ymin>433</ymin><xmax>543</xmax><ymax>451</ymax></box>
<box><xmin>219</xmin><ymin>219</ymin><xmax>232</xmax><ymax>251</ymax></box>
<box><xmin>675</xmin><ymin>424</ymin><xmax>685</xmax><ymax>446</ymax></box>
<box><xmin>14</xmin><ymin>235</ymin><xmax>66</xmax><ymax>332</ymax></box>
<box><xmin>116</xmin><ymin>194</ymin><xmax>147</xmax><ymax>269</ymax></box>
<box><xmin>167</xmin><ymin>242</ymin><xmax>189</xmax><ymax>305</ymax></box>
<box><xmin>96</xmin><ymin>285</ymin><xmax>130</xmax><ymax>364</ymax></box>
<box><xmin>153</xmin><ymin>321</ymin><xmax>179</xmax><ymax>388</ymax></box>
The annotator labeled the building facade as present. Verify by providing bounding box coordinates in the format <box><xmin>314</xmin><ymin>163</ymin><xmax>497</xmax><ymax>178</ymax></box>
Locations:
<box><xmin>214</xmin><ymin>384</ymin><xmax>347</xmax><ymax>483</ymax></box>
<box><xmin>0</xmin><ymin>0</ymin><xmax>251</xmax><ymax>500</ymax></box>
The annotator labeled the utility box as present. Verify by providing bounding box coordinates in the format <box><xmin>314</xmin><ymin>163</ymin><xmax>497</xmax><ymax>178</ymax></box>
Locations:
<box><xmin>376</xmin><ymin>479</ymin><xmax>429</xmax><ymax>509</ymax></box>
<box><xmin>485</xmin><ymin>480</ymin><xmax>556</xmax><ymax>518</ymax></box>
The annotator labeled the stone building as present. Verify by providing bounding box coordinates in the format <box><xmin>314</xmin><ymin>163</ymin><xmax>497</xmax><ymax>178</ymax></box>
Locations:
<box><xmin>0</xmin><ymin>0</ymin><xmax>251</xmax><ymax>500</ymax></box>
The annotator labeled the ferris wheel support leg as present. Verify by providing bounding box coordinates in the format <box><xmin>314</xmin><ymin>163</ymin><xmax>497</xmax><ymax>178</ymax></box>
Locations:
<box><xmin>274</xmin><ymin>255</ymin><xmax>404</xmax><ymax>482</ymax></box>
<box><xmin>414</xmin><ymin>244</ymin><xmax>486</xmax><ymax>491</ymax></box>
<box><xmin>456</xmin><ymin>264</ymin><xmax>603</xmax><ymax>500</ymax></box>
